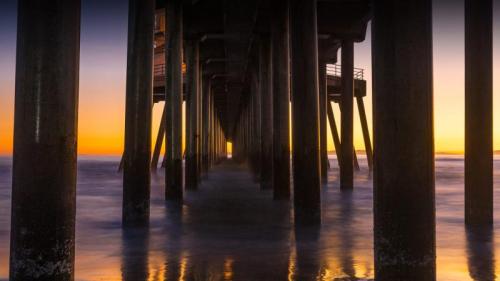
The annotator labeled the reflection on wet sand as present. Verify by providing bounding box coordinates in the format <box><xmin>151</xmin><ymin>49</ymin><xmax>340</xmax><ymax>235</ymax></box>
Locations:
<box><xmin>156</xmin><ymin>163</ymin><xmax>293</xmax><ymax>281</ymax></box>
<box><xmin>338</xmin><ymin>191</ymin><xmax>356</xmax><ymax>279</ymax></box>
<box><xmin>163</xmin><ymin>202</ymin><xmax>185</xmax><ymax>281</ymax></box>
<box><xmin>466</xmin><ymin>226</ymin><xmax>496</xmax><ymax>281</ymax></box>
<box><xmin>293</xmin><ymin>226</ymin><xmax>321</xmax><ymax>280</ymax></box>
<box><xmin>121</xmin><ymin>226</ymin><xmax>150</xmax><ymax>281</ymax></box>
<box><xmin>333</xmin><ymin>190</ymin><xmax>365</xmax><ymax>281</ymax></box>
<box><xmin>1</xmin><ymin>156</ymin><xmax>500</xmax><ymax>280</ymax></box>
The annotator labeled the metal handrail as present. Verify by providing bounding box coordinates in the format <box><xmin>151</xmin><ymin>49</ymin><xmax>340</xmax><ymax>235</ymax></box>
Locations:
<box><xmin>154</xmin><ymin>64</ymin><xmax>165</xmax><ymax>77</ymax></box>
<box><xmin>326</xmin><ymin>64</ymin><xmax>364</xmax><ymax>80</ymax></box>
<box><xmin>153</xmin><ymin>63</ymin><xmax>364</xmax><ymax>80</ymax></box>
<box><xmin>153</xmin><ymin>63</ymin><xmax>187</xmax><ymax>80</ymax></box>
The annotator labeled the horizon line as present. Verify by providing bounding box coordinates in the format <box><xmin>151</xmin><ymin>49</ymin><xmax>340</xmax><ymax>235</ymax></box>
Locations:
<box><xmin>3</xmin><ymin>150</ymin><xmax>500</xmax><ymax>158</ymax></box>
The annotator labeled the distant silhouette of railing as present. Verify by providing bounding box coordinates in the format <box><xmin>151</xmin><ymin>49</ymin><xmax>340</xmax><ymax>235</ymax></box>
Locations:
<box><xmin>154</xmin><ymin>63</ymin><xmax>186</xmax><ymax>80</ymax></box>
<box><xmin>326</xmin><ymin>64</ymin><xmax>364</xmax><ymax>80</ymax></box>
<box><xmin>154</xmin><ymin>64</ymin><xmax>165</xmax><ymax>77</ymax></box>
<box><xmin>154</xmin><ymin>63</ymin><xmax>364</xmax><ymax>81</ymax></box>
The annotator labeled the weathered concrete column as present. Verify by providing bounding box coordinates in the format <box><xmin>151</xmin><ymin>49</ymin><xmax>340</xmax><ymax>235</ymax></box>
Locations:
<box><xmin>318</xmin><ymin>62</ymin><xmax>328</xmax><ymax>183</ymax></box>
<box><xmin>241</xmin><ymin>108</ymin><xmax>246</xmax><ymax>161</ymax></box>
<box><xmin>465</xmin><ymin>0</ymin><xmax>493</xmax><ymax>226</ymax></box>
<box><xmin>215</xmin><ymin>117</ymin><xmax>220</xmax><ymax>162</ymax></box>
<box><xmin>247</xmin><ymin>95</ymin><xmax>252</xmax><ymax>163</ymax></box>
<box><xmin>218</xmin><ymin>124</ymin><xmax>223</xmax><ymax>160</ymax></box>
<box><xmin>247</xmin><ymin>97</ymin><xmax>254</xmax><ymax>164</ymax></box>
<box><xmin>209</xmin><ymin>93</ymin><xmax>215</xmax><ymax>167</ymax></box>
<box><xmin>10</xmin><ymin>1</ymin><xmax>81</xmax><ymax>280</ymax></box>
<box><xmin>290</xmin><ymin>0</ymin><xmax>321</xmax><ymax>225</ymax></box>
<box><xmin>213</xmin><ymin>102</ymin><xmax>217</xmax><ymax>165</ymax></box>
<box><xmin>217</xmin><ymin>121</ymin><xmax>220</xmax><ymax>161</ymax></box>
<box><xmin>234</xmin><ymin>113</ymin><xmax>240</xmax><ymax>161</ymax></box>
<box><xmin>165</xmin><ymin>0</ymin><xmax>183</xmax><ymax>200</ymax></box>
<box><xmin>272</xmin><ymin>0</ymin><xmax>291</xmax><ymax>200</ymax></box>
<box><xmin>196</xmin><ymin>68</ymin><xmax>202</xmax><ymax>180</ymax></box>
<box><xmin>372</xmin><ymin>0</ymin><xmax>435</xmax><ymax>280</ymax></box>
<box><xmin>240</xmin><ymin>112</ymin><xmax>243</xmax><ymax>161</ymax></box>
<box><xmin>240</xmin><ymin>109</ymin><xmax>246</xmax><ymax>161</ymax></box>
<box><xmin>185</xmin><ymin>40</ymin><xmax>200</xmax><ymax>189</ymax></box>
<box><xmin>201</xmin><ymin>77</ymin><xmax>210</xmax><ymax>175</ymax></box>
<box><xmin>251</xmin><ymin>68</ymin><xmax>262</xmax><ymax>181</ymax></box>
<box><xmin>238</xmin><ymin>109</ymin><xmax>243</xmax><ymax>161</ymax></box>
<box><xmin>219</xmin><ymin>121</ymin><xmax>222</xmax><ymax>160</ymax></box>
<box><xmin>219</xmin><ymin>121</ymin><xmax>224</xmax><ymax>160</ymax></box>
<box><xmin>223</xmin><ymin>134</ymin><xmax>227</xmax><ymax>157</ymax></box>
<box><xmin>207</xmin><ymin>84</ymin><xmax>213</xmax><ymax>169</ymax></box>
<box><xmin>340</xmin><ymin>41</ymin><xmax>354</xmax><ymax>190</ymax></box>
<box><xmin>260</xmin><ymin>35</ymin><xmax>274</xmax><ymax>189</ymax></box>
<box><xmin>212</xmin><ymin>97</ymin><xmax>216</xmax><ymax>165</ymax></box>
<box><xmin>122</xmin><ymin>0</ymin><xmax>154</xmax><ymax>226</ymax></box>
<box><xmin>214</xmin><ymin>119</ymin><xmax>218</xmax><ymax>162</ymax></box>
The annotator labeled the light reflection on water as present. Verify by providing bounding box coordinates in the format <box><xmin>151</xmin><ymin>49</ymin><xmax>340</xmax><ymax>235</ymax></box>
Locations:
<box><xmin>0</xmin><ymin>155</ymin><xmax>499</xmax><ymax>280</ymax></box>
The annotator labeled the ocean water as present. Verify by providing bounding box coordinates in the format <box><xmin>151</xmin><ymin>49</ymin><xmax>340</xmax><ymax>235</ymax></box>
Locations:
<box><xmin>0</xmin><ymin>155</ymin><xmax>499</xmax><ymax>280</ymax></box>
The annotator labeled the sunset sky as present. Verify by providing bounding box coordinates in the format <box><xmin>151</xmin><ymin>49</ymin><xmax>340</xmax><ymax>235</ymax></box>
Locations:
<box><xmin>1</xmin><ymin>0</ymin><xmax>500</xmax><ymax>155</ymax></box>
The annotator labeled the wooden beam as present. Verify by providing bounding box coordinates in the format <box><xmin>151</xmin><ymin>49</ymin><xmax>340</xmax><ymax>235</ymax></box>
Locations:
<box><xmin>356</xmin><ymin>96</ymin><xmax>373</xmax><ymax>171</ymax></box>
<box><xmin>327</xmin><ymin>100</ymin><xmax>341</xmax><ymax>167</ymax></box>
<box><xmin>151</xmin><ymin>103</ymin><xmax>166</xmax><ymax>170</ymax></box>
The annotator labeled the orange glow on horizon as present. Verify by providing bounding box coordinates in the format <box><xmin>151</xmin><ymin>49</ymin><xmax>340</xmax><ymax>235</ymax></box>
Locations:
<box><xmin>3</xmin><ymin>25</ymin><xmax>500</xmax><ymax>156</ymax></box>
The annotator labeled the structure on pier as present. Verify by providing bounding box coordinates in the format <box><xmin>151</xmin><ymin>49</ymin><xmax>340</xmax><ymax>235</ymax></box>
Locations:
<box><xmin>149</xmin><ymin>41</ymin><xmax>373</xmax><ymax>171</ymax></box>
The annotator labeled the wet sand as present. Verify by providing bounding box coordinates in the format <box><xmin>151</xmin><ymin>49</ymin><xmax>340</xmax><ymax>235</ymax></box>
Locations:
<box><xmin>0</xmin><ymin>155</ymin><xmax>499</xmax><ymax>280</ymax></box>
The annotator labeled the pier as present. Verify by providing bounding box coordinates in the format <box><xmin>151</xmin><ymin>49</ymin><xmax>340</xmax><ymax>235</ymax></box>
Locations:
<box><xmin>7</xmin><ymin>0</ymin><xmax>494</xmax><ymax>280</ymax></box>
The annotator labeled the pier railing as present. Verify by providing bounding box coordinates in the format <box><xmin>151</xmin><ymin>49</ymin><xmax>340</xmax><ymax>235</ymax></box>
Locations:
<box><xmin>326</xmin><ymin>64</ymin><xmax>364</xmax><ymax>80</ymax></box>
<box><xmin>154</xmin><ymin>63</ymin><xmax>364</xmax><ymax>81</ymax></box>
<box><xmin>154</xmin><ymin>63</ymin><xmax>187</xmax><ymax>79</ymax></box>
<box><xmin>154</xmin><ymin>64</ymin><xmax>165</xmax><ymax>77</ymax></box>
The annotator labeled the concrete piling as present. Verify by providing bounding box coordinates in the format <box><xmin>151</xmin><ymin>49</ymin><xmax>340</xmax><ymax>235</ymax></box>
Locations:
<box><xmin>464</xmin><ymin>0</ymin><xmax>493</xmax><ymax>226</ymax></box>
<box><xmin>259</xmin><ymin>35</ymin><xmax>274</xmax><ymax>190</ymax></box>
<box><xmin>340</xmin><ymin>41</ymin><xmax>354</xmax><ymax>190</ymax></box>
<box><xmin>122</xmin><ymin>0</ymin><xmax>155</xmax><ymax>227</ymax></box>
<box><xmin>318</xmin><ymin>62</ymin><xmax>329</xmax><ymax>183</ymax></box>
<box><xmin>202</xmin><ymin>77</ymin><xmax>210</xmax><ymax>175</ymax></box>
<box><xmin>290</xmin><ymin>0</ymin><xmax>321</xmax><ymax>225</ymax></box>
<box><xmin>251</xmin><ymin>68</ymin><xmax>262</xmax><ymax>181</ymax></box>
<box><xmin>372</xmin><ymin>0</ymin><xmax>436</xmax><ymax>279</ymax></box>
<box><xmin>10</xmin><ymin>1</ymin><xmax>81</xmax><ymax>279</ymax></box>
<box><xmin>186</xmin><ymin>40</ymin><xmax>200</xmax><ymax>189</ymax></box>
<box><xmin>272</xmin><ymin>0</ymin><xmax>291</xmax><ymax>200</ymax></box>
<box><xmin>165</xmin><ymin>0</ymin><xmax>184</xmax><ymax>201</ymax></box>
